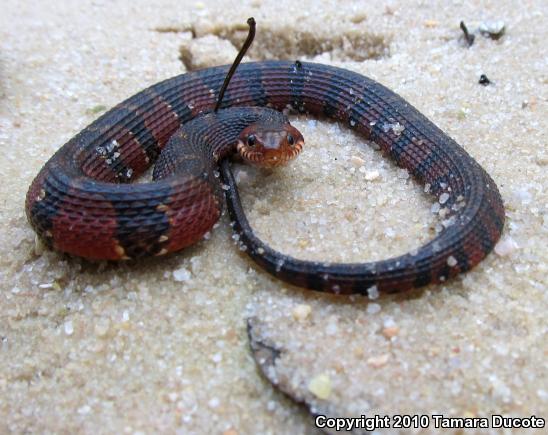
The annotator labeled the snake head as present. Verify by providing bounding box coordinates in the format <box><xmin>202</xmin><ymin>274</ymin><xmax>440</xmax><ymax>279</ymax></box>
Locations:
<box><xmin>237</xmin><ymin>123</ymin><xmax>304</xmax><ymax>168</ymax></box>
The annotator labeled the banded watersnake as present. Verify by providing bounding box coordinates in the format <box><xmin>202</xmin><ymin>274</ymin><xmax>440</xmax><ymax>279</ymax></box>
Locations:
<box><xmin>25</xmin><ymin>43</ymin><xmax>504</xmax><ymax>295</ymax></box>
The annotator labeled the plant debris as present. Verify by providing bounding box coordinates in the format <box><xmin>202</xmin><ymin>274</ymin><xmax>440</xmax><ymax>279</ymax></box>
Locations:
<box><xmin>460</xmin><ymin>21</ymin><xmax>475</xmax><ymax>47</ymax></box>
<box><xmin>479</xmin><ymin>74</ymin><xmax>492</xmax><ymax>86</ymax></box>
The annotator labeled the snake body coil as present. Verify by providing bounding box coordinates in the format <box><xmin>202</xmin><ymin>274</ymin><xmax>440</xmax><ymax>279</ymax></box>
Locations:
<box><xmin>26</xmin><ymin>61</ymin><xmax>504</xmax><ymax>294</ymax></box>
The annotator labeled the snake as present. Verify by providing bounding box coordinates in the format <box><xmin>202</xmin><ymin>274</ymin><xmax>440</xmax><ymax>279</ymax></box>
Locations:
<box><xmin>25</xmin><ymin>57</ymin><xmax>505</xmax><ymax>295</ymax></box>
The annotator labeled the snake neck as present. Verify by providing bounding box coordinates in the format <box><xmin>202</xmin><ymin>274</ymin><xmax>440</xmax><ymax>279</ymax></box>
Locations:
<box><xmin>152</xmin><ymin>107</ymin><xmax>287</xmax><ymax>180</ymax></box>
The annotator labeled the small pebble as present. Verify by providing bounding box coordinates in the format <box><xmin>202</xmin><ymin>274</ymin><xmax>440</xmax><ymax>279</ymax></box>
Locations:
<box><xmin>447</xmin><ymin>255</ymin><xmax>458</xmax><ymax>267</ymax></box>
<box><xmin>173</xmin><ymin>267</ymin><xmax>191</xmax><ymax>282</ymax></box>
<box><xmin>382</xmin><ymin>326</ymin><xmax>400</xmax><ymax>338</ymax></box>
<box><xmin>350</xmin><ymin>12</ymin><xmax>367</xmax><ymax>24</ymax></box>
<box><xmin>64</xmin><ymin>320</ymin><xmax>74</xmax><ymax>336</ymax></box>
<box><xmin>479</xmin><ymin>20</ymin><xmax>506</xmax><ymax>40</ymax></box>
<box><xmin>367</xmin><ymin>354</ymin><xmax>390</xmax><ymax>367</ymax></box>
<box><xmin>94</xmin><ymin>318</ymin><xmax>110</xmax><ymax>337</ymax></box>
<box><xmin>308</xmin><ymin>373</ymin><xmax>331</xmax><ymax>399</ymax></box>
<box><xmin>77</xmin><ymin>405</ymin><xmax>91</xmax><ymax>415</ymax></box>
<box><xmin>235</xmin><ymin>169</ymin><xmax>249</xmax><ymax>184</ymax></box>
<box><xmin>364</xmin><ymin>170</ymin><xmax>380</xmax><ymax>181</ymax></box>
<box><xmin>367</xmin><ymin>285</ymin><xmax>379</xmax><ymax>300</ymax></box>
<box><xmin>494</xmin><ymin>237</ymin><xmax>519</xmax><ymax>256</ymax></box>
<box><xmin>298</xmin><ymin>239</ymin><xmax>309</xmax><ymax>248</ymax></box>
<box><xmin>208</xmin><ymin>397</ymin><xmax>220</xmax><ymax>408</ymax></box>
<box><xmin>292</xmin><ymin>304</ymin><xmax>312</xmax><ymax>321</ymax></box>
<box><xmin>391</xmin><ymin>122</ymin><xmax>404</xmax><ymax>135</ymax></box>
<box><xmin>439</xmin><ymin>193</ymin><xmax>450</xmax><ymax>204</ymax></box>
<box><xmin>350</xmin><ymin>155</ymin><xmax>365</xmax><ymax>166</ymax></box>
<box><xmin>367</xmin><ymin>303</ymin><xmax>381</xmax><ymax>314</ymax></box>
<box><xmin>424</xmin><ymin>19</ymin><xmax>439</xmax><ymax>28</ymax></box>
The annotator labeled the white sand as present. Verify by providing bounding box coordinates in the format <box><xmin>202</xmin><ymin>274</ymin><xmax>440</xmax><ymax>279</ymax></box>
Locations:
<box><xmin>0</xmin><ymin>0</ymin><xmax>546</xmax><ymax>433</ymax></box>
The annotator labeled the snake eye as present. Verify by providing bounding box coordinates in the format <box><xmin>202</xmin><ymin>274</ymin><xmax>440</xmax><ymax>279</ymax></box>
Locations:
<box><xmin>247</xmin><ymin>135</ymin><xmax>256</xmax><ymax>147</ymax></box>
<box><xmin>287</xmin><ymin>134</ymin><xmax>295</xmax><ymax>146</ymax></box>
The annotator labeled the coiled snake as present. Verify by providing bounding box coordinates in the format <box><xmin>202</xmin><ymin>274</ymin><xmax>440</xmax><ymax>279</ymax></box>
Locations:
<box><xmin>25</xmin><ymin>19</ymin><xmax>504</xmax><ymax>295</ymax></box>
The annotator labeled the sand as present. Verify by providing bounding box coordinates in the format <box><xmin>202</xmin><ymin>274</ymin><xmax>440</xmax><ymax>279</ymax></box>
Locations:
<box><xmin>0</xmin><ymin>0</ymin><xmax>546</xmax><ymax>433</ymax></box>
